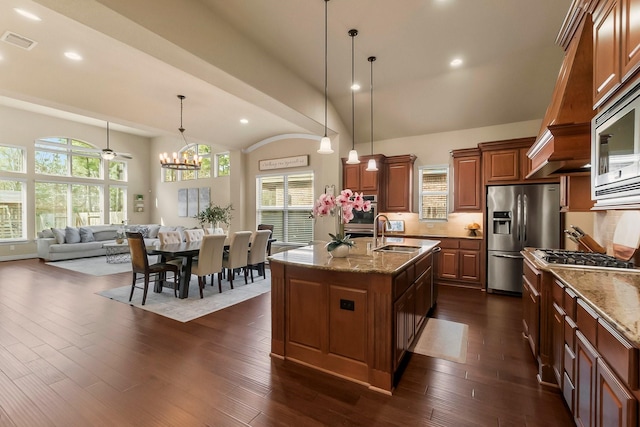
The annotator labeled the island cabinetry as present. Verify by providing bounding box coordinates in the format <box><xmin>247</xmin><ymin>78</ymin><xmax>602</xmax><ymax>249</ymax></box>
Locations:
<box><xmin>342</xmin><ymin>154</ymin><xmax>385</xmax><ymax>194</ymax></box>
<box><xmin>451</xmin><ymin>148</ymin><xmax>481</xmax><ymax>212</ymax></box>
<box><xmin>436</xmin><ymin>238</ymin><xmax>482</xmax><ymax>289</ymax></box>
<box><xmin>270</xmin><ymin>243</ymin><xmax>436</xmax><ymax>394</ymax></box>
<box><xmin>384</xmin><ymin>154</ymin><xmax>416</xmax><ymax>212</ymax></box>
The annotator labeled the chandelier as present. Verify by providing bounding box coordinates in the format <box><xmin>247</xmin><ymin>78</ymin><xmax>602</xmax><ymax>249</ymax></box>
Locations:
<box><xmin>159</xmin><ymin>95</ymin><xmax>201</xmax><ymax>170</ymax></box>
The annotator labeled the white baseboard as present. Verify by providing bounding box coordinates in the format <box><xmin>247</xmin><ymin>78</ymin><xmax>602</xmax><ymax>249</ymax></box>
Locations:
<box><xmin>0</xmin><ymin>253</ymin><xmax>38</xmax><ymax>262</ymax></box>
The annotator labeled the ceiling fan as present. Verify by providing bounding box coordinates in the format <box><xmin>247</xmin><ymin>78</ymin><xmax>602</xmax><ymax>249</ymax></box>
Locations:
<box><xmin>80</xmin><ymin>122</ymin><xmax>133</xmax><ymax>160</ymax></box>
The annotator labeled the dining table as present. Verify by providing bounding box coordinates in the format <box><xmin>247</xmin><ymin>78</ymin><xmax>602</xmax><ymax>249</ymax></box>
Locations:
<box><xmin>146</xmin><ymin>235</ymin><xmax>277</xmax><ymax>299</ymax></box>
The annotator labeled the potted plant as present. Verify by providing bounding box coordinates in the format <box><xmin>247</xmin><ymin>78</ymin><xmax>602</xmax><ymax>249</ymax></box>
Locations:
<box><xmin>194</xmin><ymin>203</ymin><xmax>233</xmax><ymax>233</ymax></box>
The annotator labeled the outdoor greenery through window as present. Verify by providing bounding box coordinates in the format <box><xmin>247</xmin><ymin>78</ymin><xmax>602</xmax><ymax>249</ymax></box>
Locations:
<box><xmin>419</xmin><ymin>165</ymin><xmax>449</xmax><ymax>221</ymax></box>
<box><xmin>0</xmin><ymin>145</ymin><xmax>25</xmax><ymax>173</ymax></box>
<box><xmin>0</xmin><ymin>145</ymin><xmax>27</xmax><ymax>240</ymax></box>
<box><xmin>216</xmin><ymin>152</ymin><xmax>230</xmax><ymax>177</ymax></box>
<box><xmin>33</xmin><ymin>137</ymin><xmax>128</xmax><ymax>231</ymax></box>
<box><xmin>257</xmin><ymin>172</ymin><xmax>313</xmax><ymax>244</ymax></box>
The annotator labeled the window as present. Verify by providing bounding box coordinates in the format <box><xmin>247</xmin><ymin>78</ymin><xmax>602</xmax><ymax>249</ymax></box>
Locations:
<box><xmin>0</xmin><ymin>145</ymin><xmax>26</xmax><ymax>173</ymax></box>
<box><xmin>216</xmin><ymin>152</ymin><xmax>230</xmax><ymax>177</ymax></box>
<box><xmin>35</xmin><ymin>182</ymin><xmax>105</xmax><ymax>229</ymax></box>
<box><xmin>257</xmin><ymin>172</ymin><xmax>314</xmax><ymax>244</ymax></box>
<box><xmin>35</xmin><ymin>137</ymin><xmax>102</xmax><ymax>178</ymax></box>
<box><xmin>419</xmin><ymin>165</ymin><xmax>449</xmax><ymax>221</ymax></box>
<box><xmin>161</xmin><ymin>143</ymin><xmax>211</xmax><ymax>182</ymax></box>
<box><xmin>109</xmin><ymin>186</ymin><xmax>127</xmax><ymax>224</ymax></box>
<box><xmin>0</xmin><ymin>179</ymin><xmax>26</xmax><ymax>240</ymax></box>
<box><xmin>108</xmin><ymin>160</ymin><xmax>127</xmax><ymax>181</ymax></box>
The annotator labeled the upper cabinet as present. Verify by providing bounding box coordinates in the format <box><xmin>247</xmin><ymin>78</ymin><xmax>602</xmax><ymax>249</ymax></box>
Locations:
<box><xmin>594</xmin><ymin>0</ymin><xmax>640</xmax><ymax>107</ymax></box>
<box><xmin>384</xmin><ymin>155</ymin><xmax>416</xmax><ymax>212</ymax></box>
<box><xmin>479</xmin><ymin>138</ymin><xmax>559</xmax><ymax>185</ymax></box>
<box><xmin>451</xmin><ymin>148</ymin><xmax>481</xmax><ymax>212</ymax></box>
<box><xmin>342</xmin><ymin>154</ymin><xmax>385</xmax><ymax>194</ymax></box>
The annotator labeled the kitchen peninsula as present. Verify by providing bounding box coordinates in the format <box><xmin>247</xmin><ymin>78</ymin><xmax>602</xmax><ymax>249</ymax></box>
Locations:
<box><xmin>269</xmin><ymin>237</ymin><xmax>440</xmax><ymax>393</ymax></box>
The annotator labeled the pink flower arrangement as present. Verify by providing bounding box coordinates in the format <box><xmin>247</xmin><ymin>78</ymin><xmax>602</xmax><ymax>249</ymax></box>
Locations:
<box><xmin>312</xmin><ymin>189</ymin><xmax>372</xmax><ymax>223</ymax></box>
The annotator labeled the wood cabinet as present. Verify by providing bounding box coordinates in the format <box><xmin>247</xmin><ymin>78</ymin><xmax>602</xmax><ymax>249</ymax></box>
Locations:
<box><xmin>436</xmin><ymin>238</ymin><xmax>482</xmax><ymax>288</ymax></box>
<box><xmin>522</xmin><ymin>266</ymin><xmax>540</xmax><ymax>357</ymax></box>
<box><xmin>594</xmin><ymin>0</ymin><xmax>640</xmax><ymax>107</ymax></box>
<box><xmin>384</xmin><ymin>155</ymin><xmax>416</xmax><ymax>212</ymax></box>
<box><xmin>479</xmin><ymin>138</ymin><xmax>558</xmax><ymax>185</ymax></box>
<box><xmin>575</xmin><ymin>330</ymin><xmax>598</xmax><ymax>427</ymax></box>
<box><xmin>451</xmin><ymin>148</ymin><xmax>482</xmax><ymax>212</ymax></box>
<box><xmin>596</xmin><ymin>358</ymin><xmax>637</xmax><ymax>427</ymax></box>
<box><xmin>342</xmin><ymin>154</ymin><xmax>385</xmax><ymax>194</ymax></box>
<box><xmin>560</xmin><ymin>174</ymin><xmax>594</xmax><ymax>212</ymax></box>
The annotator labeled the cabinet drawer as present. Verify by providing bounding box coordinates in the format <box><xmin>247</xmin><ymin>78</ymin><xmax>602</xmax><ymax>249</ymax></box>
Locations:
<box><xmin>565</xmin><ymin>343</ymin><xmax>576</xmax><ymax>383</ymax></box>
<box><xmin>563</xmin><ymin>288</ymin><xmax>577</xmax><ymax>320</ymax></box>
<box><xmin>459</xmin><ymin>239</ymin><xmax>481</xmax><ymax>250</ymax></box>
<box><xmin>415</xmin><ymin>253</ymin><xmax>432</xmax><ymax>278</ymax></box>
<box><xmin>552</xmin><ymin>279</ymin><xmax>564</xmax><ymax>306</ymax></box>
<box><xmin>562</xmin><ymin>371</ymin><xmax>575</xmax><ymax>413</ymax></box>
<box><xmin>439</xmin><ymin>239</ymin><xmax>459</xmax><ymax>249</ymax></box>
<box><xmin>576</xmin><ymin>299</ymin><xmax>598</xmax><ymax>345</ymax></box>
<box><xmin>394</xmin><ymin>269</ymin><xmax>409</xmax><ymax>300</ymax></box>
<box><xmin>523</xmin><ymin>259</ymin><xmax>541</xmax><ymax>292</ymax></box>
<box><xmin>406</xmin><ymin>264</ymin><xmax>415</xmax><ymax>285</ymax></box>
<box><xmin>597</xmin><ymin>319</ymin><xmax>639</xmax><ymax>389</ymax></box>
<box><xmin>565</xmin><ymin>316</ymin><xmax>577</xmax><ymax>350</ymax></box>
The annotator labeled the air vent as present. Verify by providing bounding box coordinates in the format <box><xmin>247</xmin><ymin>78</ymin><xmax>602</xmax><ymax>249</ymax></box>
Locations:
<box><xmin>1</xmin><ymin>31</ymin><xmax>37</xmax><ymax>50</ymax></box>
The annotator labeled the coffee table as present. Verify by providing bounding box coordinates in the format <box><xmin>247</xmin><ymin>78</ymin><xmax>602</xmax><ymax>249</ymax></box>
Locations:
<box><xmin>103</xmin><ymin>242</ymin><xmax>130</xmax><ymax>264</ymax></box>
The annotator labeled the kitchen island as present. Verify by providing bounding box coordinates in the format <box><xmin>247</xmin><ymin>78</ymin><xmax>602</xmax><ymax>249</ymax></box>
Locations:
<box><xmin>269</xmin><ymin>237</ymin><xmax>440</xmax><ymax>393</ymax></box>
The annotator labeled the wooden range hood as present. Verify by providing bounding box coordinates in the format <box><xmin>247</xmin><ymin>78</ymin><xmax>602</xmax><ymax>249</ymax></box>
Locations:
<box><xmin>527</xmin><ymin>10</ymin><xmax>594</xmax><ymax>179</ymax></box>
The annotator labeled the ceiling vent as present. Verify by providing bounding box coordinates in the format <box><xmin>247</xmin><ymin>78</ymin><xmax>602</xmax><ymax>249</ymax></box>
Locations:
<box><xmin>1</xmin><ymin>31</ymin><xmax>37</xmax><ymax>50</ymax></box>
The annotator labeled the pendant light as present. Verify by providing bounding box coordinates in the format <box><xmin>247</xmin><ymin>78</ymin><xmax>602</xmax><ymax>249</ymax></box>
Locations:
<box><xmin>366</xmin><ymin>56</ymin><xmax>378</xmax><ymax>172</ymax></box>
<box><xmin>317</xmin><ymin>0</ymin><xmax>333</xmax><ymax>154</ymax></box>
<box><xmin>346</xmin><ymin>29</ymin><xmax>360</xmax><ymax>164</ymax></box>
<box><xmin>159</xmin><ymin>95</ymin><xmax>201</xmax><ymax>170</ymax></box>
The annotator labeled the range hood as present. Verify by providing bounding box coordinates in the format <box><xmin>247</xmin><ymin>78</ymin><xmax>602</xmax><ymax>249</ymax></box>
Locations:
<box><xmin>526</xmin><ymin>12</ymin><xmax>594</xmax><ymax>179</ymax></box>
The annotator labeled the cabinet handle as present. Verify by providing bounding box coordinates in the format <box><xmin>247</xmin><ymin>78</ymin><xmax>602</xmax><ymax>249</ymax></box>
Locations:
<box><xmin>492</xmin><ymin>253</ymin><xmax>524</xmax><ymax>259</ymax></box>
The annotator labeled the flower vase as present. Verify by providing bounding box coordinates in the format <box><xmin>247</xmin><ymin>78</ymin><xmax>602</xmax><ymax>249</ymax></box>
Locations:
<box><xmin>329</xmin><ymin>244</ymin><xmax>349</xmax><ymax>258</ymax></box>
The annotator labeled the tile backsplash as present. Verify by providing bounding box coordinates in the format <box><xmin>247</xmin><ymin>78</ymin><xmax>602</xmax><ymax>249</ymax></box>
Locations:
<box><xmin>380</xmin><ymin>212</ymin><xmax>484</xmax><ymax>238</ymax></box>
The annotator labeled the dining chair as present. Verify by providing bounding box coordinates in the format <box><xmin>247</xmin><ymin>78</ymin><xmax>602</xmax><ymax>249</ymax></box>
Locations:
<box><xmin>190</xmin><ymin>234</ymin><xmax>226</xmax><ymax>295</ymax></box>
<box><xmin>247</xmin><ymin>229</ymin><xmax>271</xmax><ymax>282</ymax></box>
<box><xmin>158</xmin><ymin>230</ymin><xmax>182</xmax><ymax>244</ymax></box>
<box><xmin>184</xmin><ymin>228</ymin><xmax>205</xmax><ymax>243</ymax></box>
<box><xmin>222</xmin><ymin>231</ymin><xmax>252</xmax><ymax>288</ymax></box>
<box><xmin>257</xmin><ymin>224</ymin><xmax>275</xmax><ymax>255</ymax></box>
<box><xmin>126</xmin><ymin>231</ymin><xmax>179</xmax><ymax>305</ymax></box>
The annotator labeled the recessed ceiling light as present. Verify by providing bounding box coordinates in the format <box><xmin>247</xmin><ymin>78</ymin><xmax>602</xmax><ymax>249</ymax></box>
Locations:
<box><xmin>14</xmin><ymin>8</ymin><xmax>42</xmax><ymax>21</ymax></box>
<box><xmin>450</xmin><ymin>58</ymin><xmax>463</xmax><ymax>67</ymax></box>
<box><xmin>64</xmin><ymin>51</ymin><xmax>82</xmax><ymax>61</ymax></box>
<box><xmin>351</xmin><ymin>83</ymin><xmax>360</xmax><ymax>91</ymax></box>
<box><xmin>240</xmin><ymin>118</ymin><xmax>249</xmax><ymax>124</ymax></box>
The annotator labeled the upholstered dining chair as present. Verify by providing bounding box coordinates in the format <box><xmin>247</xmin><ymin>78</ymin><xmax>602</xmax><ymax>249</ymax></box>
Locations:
<box><xmin>126</xmin><ymin>231</ymin><xmax>179</xmax><ymax>305</ymax></box>
<box><xmin>184</xmin><ymin>228</ymin><xmax>205</xmax><ymax>243</ymax></box>
<box><xmin>158</xmin><ymin>230</ymin><xmax>182</xmax><ymax>244</ymax></box>
<box><xmin>190</xmin><ymin>234</ymin><xmax>226</xmax><ymax>295</ymax></box>
<box><xmin>247</xmin><ymin>229</ymin><xmax>271</xmax><ymax>282</ymax></box>
<box><xmin>221</xmin><ymin>231</ymin><xmax>252</xmax><ymax>288</ymax></box>
<box><xmin>257</xmin><ymin>224</ymin><xmax>275</xmax><ymax>256</ymax></box>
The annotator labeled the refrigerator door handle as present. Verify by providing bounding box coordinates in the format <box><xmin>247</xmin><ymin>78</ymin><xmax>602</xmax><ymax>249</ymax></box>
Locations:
<box><xmin>516</xmin><ymin>193</ymin><xmax>522</xmax><ymax>242</ymax></box>
<box><xmin>491</xmin><ymin>253</ymin><xmax>524</xmax><ymax>259</ymax></box>
<box><xmin>523</xmin><ymin>193</ymin><xmax>528</xmax><ymax>243</ymax></box>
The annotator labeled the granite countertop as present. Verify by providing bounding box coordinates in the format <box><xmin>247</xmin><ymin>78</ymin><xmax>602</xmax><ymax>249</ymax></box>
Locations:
<box><xmin>268</xmin><ymin>237</ymin><xmax>440</xmax><ymax>274</ymax></box>
<box><xmin>522</xmin><ymin>249</ymin><xmax>640</xmax><ymax>346</ymax></box>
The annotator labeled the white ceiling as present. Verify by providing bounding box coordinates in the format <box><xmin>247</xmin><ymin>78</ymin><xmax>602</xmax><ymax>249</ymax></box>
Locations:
<box><xmin>0</xmin><ymin>0</ymin><xmax>573</xmax><ymax>151</ymax></box>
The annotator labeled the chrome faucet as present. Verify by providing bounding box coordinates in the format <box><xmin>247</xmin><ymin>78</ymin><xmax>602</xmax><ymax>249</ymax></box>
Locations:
<box><xmin>373</xmin><ymin>214</ymin><xmax>389</xmax><ymax>248</ymax></box>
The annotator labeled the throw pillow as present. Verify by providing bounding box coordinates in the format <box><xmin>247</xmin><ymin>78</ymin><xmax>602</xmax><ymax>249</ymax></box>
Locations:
<box><xmin>79</xmin><ymin>227</ymin><xmax>95</xmax><ymax>243</ymax></box>
<box><xmin>137</xmin><ymin>226</ymin><xmax>149</xmax><ymax>238</ymax></box>
<box><xmin>51</xmin><ymin>228</ymin><xmax>66</xmax><ymax>244</ymax></box>
<box><xmin>65</xmin><ymin>226</ymin><xmax>81</xmax><ymax>244</ymax></box>
<box><xmin>147</xmin><ymin>224</ymin><xmax>160</xmax><ymax>239</ymax></box>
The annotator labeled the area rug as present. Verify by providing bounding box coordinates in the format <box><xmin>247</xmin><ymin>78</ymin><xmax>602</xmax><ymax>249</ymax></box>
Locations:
<box><xmin>97</xmin><ymin>272</ymin><xmax>271</xmax><ymax>322</ymax></box>
<box><xmin>46</xmin><ymin>256</ymin><xmax>132</xmax><ymax>276</ymax></box>
<box><xmin>411</xmin><ymin>318</ymin><xmax>469</xmax><ymax>364</ymax></box>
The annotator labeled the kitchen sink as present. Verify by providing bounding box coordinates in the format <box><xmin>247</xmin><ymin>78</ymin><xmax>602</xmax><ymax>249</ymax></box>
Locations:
<box><xmin>373</xmin><ymin>245</ymin><xmax>421</xmax><ymax>253</ymax></box>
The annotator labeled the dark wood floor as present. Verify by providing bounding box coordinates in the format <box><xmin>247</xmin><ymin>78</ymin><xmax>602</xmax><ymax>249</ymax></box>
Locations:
<box><xmin>0</xmin><ymin>259</ymin><xmax>574</xmax><ymax>426</ymax></box>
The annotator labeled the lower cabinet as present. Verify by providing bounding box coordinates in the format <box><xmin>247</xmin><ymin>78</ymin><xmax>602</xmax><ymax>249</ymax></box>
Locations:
<box><xmin>436</xmin><ymin>238</ymin><xmax>482</xmax><ymax>288</ymax></box>
<box><xmin>394</xmin><ymin>253</ymin><xmax>434</xmax><ymax>372</ymax></box>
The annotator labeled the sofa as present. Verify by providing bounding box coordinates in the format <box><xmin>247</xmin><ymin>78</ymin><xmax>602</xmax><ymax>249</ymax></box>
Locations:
<box><xmin>36</xmin><ymin>224</ymin><xmax>186</xmax><ymax>262</ymax></box>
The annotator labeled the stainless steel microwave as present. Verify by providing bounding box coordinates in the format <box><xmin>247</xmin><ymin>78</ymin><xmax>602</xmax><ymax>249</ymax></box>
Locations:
<box><xmin>592</xmin><ymin>82</ymin><xmax>640</xmax><ymax>206</ymax></box>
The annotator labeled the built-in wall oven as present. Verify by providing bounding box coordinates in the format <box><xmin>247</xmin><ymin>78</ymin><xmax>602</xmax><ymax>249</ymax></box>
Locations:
<box><xmin>344</xmin><ymin>194</ymin><xmax>377</xmax><ymax>237</ymax></box>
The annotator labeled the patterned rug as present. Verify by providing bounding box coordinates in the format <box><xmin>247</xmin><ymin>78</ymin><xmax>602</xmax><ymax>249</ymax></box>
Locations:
<box><xmin>46</xmin><ymin>256</ymin><xmax>132</xmax><ymax>276</ymax></box>
<box><xmin>411</xmin><ymin>318</ymin><xmax>469</xmax><ymax>363</ymax></box>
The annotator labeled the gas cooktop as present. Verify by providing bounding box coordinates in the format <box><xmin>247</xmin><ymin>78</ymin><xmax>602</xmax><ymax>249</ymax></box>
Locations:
<box><xmin>533</xmin><ymin>249</ymin><xmax>635</xmax><ymax>269</ymax></box>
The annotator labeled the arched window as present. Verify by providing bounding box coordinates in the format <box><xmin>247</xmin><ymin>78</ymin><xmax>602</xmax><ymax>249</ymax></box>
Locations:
<box><xmin>162</xmin><ymin>143</ymin><xmax>212</xmax><ymax>182</ymax></box>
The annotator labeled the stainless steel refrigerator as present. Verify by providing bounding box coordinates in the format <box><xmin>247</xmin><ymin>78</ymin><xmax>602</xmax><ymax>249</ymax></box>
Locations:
<box><xmin>487</xmin><ymin>184</ymin><xmax>560</xmax><ymax>293</ymax></box>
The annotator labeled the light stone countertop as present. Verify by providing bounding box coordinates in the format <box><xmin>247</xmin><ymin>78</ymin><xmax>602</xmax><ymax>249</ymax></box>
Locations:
<box><xmin>268</xmin><ymin>237</ymin><xmax>441</xmax><ymax>275</ymax></box>
<box><xmin>522</xmin><ymin>249</ymin><xmax>640</xmax><ymax>346</ymax></box>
